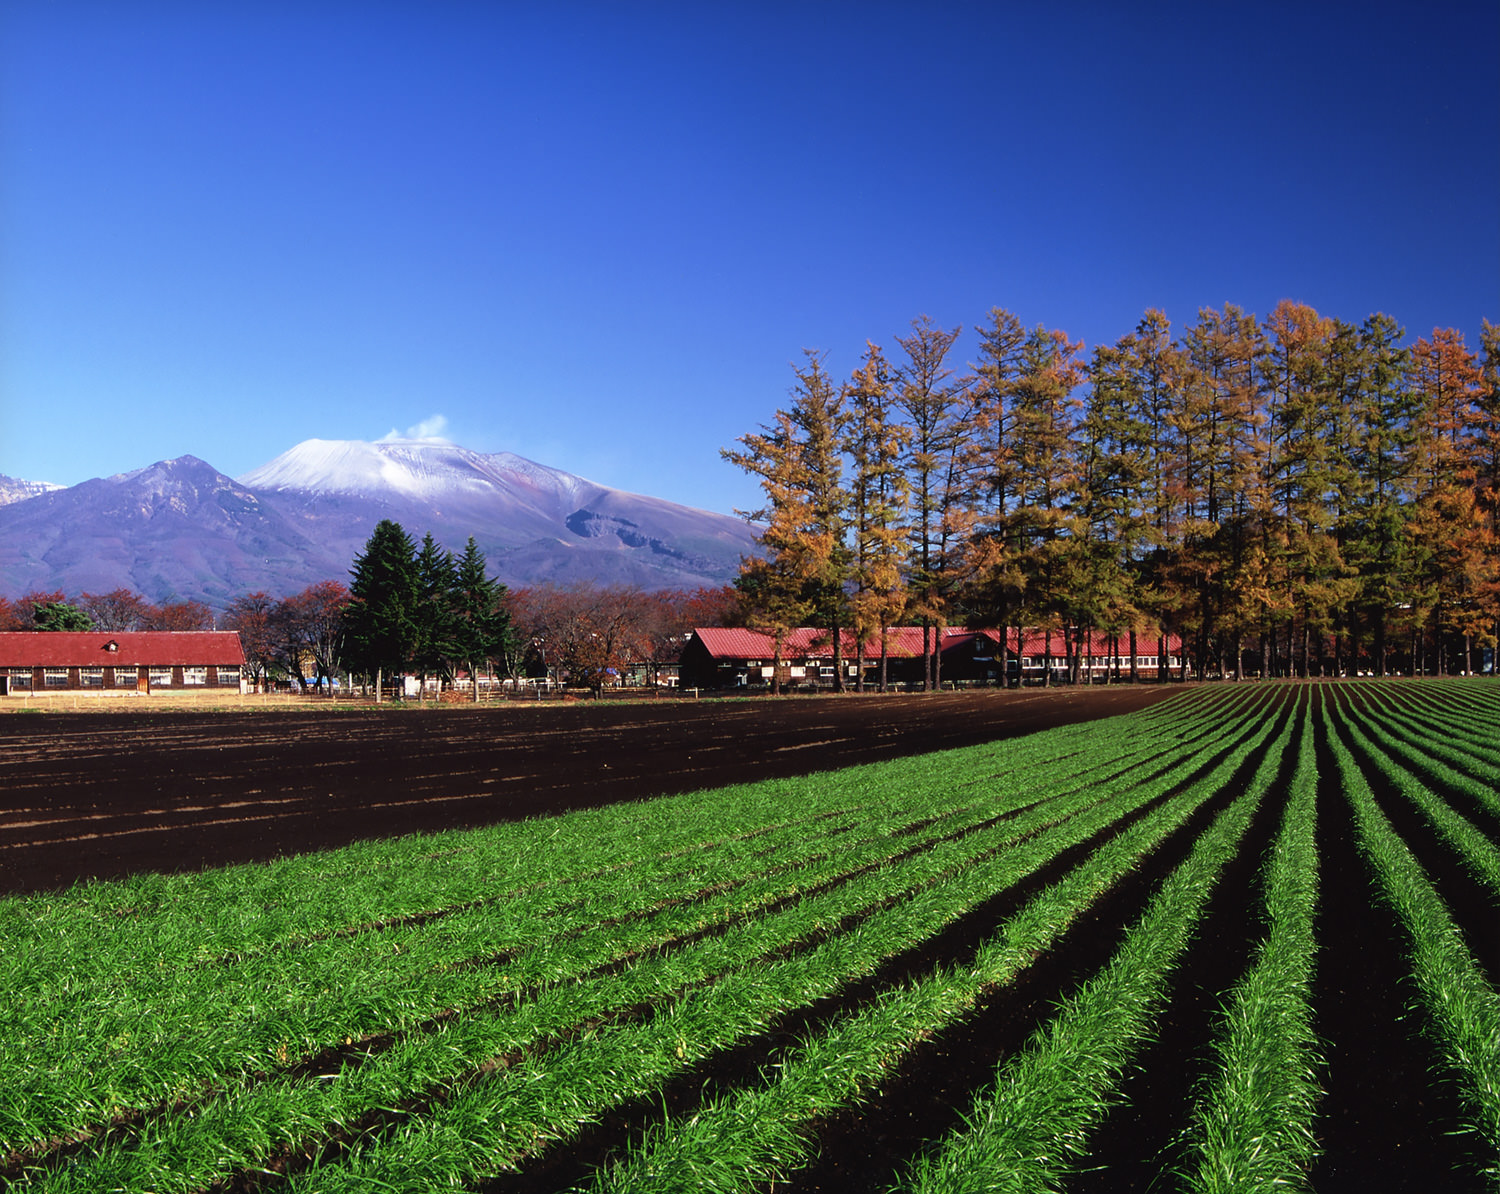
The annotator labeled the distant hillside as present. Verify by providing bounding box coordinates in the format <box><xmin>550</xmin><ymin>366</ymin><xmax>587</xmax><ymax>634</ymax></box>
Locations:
<box><xmin>0</xmin><ymin>439</ymin><xmax>760</xmax><ymax>608</ymax></box>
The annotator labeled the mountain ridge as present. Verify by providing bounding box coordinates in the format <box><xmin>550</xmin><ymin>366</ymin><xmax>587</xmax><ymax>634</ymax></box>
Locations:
<box><xmin>0</xmin><ymin>439</ymin><xmax>760</xmax><ymax>609</ymax></box>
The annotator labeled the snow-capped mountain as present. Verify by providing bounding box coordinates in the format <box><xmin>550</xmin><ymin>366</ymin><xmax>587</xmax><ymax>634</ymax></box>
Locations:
<box><xmin>0</xmin><ymin>474</ymin><xmax>63</xmax><ymax>507</ymax></box>
<box><xmin>0</xmin><ymin>440</ymin><xmax>760</xmax><ymax>609</ymax></box>
<box><xmin>240</xmin><ymin>438</ymin><xmax>584</xmax><ymax>501</ymax></box>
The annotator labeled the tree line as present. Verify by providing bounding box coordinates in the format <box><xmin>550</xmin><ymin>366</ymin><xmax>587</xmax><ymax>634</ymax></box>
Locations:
<box><xmin>0</xmin><ymin>591</ymin><xmax>217</xmax><ymax>633</ymax></box>
<box><xmin>2</xmin><ymin>521</ymin><xmax>740</xmax><ymax>697</ymax></box>
<box><xmin>726</xmin><ymin>304</ymin><xmax>1500</xmax><ymax>687</ymax></box>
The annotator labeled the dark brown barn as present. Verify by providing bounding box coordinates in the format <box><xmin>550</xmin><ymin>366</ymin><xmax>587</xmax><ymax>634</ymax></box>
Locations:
<box><xmin>677</xmin><ymin>626</ymin><xmax>1185</xmax><ymax>689</ymax></box>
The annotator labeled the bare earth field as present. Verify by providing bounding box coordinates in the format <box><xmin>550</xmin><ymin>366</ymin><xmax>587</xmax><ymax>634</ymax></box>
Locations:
<box><xmin>0</xmin><ymin>686</ymin><xmax>1179</xmax><ymax>897</ymax></box>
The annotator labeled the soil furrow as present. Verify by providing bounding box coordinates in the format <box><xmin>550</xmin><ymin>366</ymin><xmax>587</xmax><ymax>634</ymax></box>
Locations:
<box><xmin>1308</xmin><ymin>706</ymin><xmax>1490</xmax><ymax>1192</ymax></box>
<box><xmin>1333</xmin><ymin>719</ymin><xmax>1500</xmax><ymax>987</ymax></box>
<box><xmin>1066</xmin><ymin>706</ymin><xmax>1297</xmax><ymax>1192</ymax></box>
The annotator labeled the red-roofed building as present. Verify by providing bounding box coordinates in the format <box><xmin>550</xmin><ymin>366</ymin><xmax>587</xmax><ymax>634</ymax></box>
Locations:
<box><xmin>0</xmin><ymin>632</ymin><xmax>246</xmax><ymax>696</ymax></box>
<box><xmin>677</xmin><ymin>626</ymin><xmax>1184</xmax><ymax>689</ymax></box>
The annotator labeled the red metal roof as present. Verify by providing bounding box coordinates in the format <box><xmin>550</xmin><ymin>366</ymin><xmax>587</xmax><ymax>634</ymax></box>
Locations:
<box><xmin>690</xmin><ymin>626</ymin><xmax>1182</xmax><ymax>661</ymax></box>
<box><xmin>691</xmin><ymin>626</ymin><xmax>978</xmax><ymax>660</ymax></box>
<box><xmin>0</xmin><ymin>632</ymin><xmax>245</xmax><ymax>668</ymax></box>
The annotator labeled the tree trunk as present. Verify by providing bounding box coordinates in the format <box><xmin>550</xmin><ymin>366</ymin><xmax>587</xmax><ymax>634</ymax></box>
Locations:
<box><xmin>832</xmin><ymin>612</ymin><xmax>845</xmax><ymax>693</ymax></box>
<box><xmin>1129</xmin><ymin>629</ymin><xmax>1139</xmax><ymax>684</ymax></box>
<box><xmin>922</xmin><ymin>621</ymin><xmax>932</xmax><ymax>693</ymax></box>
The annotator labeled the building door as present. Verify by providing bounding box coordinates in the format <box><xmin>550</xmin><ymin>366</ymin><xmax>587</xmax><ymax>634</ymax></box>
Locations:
<box><xmin>138</xmin><ymin>666</ymin><xmax>150</xmax><ymax>693</ymax></box>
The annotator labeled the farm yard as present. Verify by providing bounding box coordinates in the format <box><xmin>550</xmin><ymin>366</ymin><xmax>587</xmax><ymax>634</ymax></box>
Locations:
<box><xmin>0</xmin><ymin>682</ymin><xmax>1496</xmax><ymax>1192</ymax></box>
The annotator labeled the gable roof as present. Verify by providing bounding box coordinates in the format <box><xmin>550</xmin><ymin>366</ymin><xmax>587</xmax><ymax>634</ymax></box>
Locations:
<box><xmin>0</xmin><ymin>632</ymin><xmax>245</xmax><ymax>668</ymax></box>
<box><xmin>689</xmin><ymin>626</ymin><xmax>990</xmax><ymax>661</ymax></box>
<box><xmin>688</xmin><ymin>626</ymin><xmax>1183</xmax><ymax>662</ymax></box>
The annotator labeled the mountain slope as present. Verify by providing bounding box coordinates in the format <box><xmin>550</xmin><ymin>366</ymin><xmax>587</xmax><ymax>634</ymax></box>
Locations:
<box><xmin>0</xmin><ymin>457</ymin><xmax>340</xmax><ymax>606</ymax></box>
<box><xmin>0</xmin><ymin>440</ymin><xmax>760</xmax><ymax>608</ymax></box>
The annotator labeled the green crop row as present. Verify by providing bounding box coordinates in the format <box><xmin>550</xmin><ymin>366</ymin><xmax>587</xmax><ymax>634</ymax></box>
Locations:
<box><xmin>1332</xmin><ymin>689</ymin><xmax>1500</xmax><ymax>900</ymax></box>
<box><xmin>48</xmin><ymin>679</ymin><xmax>1500</xmax><ymax>1193</ymax></box>
<box><xmin>546</xmin><ymin>696</ymin><xmax>1290</xmax><ymax>1194</ymax></box>
<box><xmin>1323</xmin><ymin>696</ymin><xmax>1500</xmax><ymax>1180</ymax></box>
<box><xmin>11</xmin><ymin>695</ymin><xmax>1275</xmax><ymax>1191</ymax></box>
<box><xmin>1183</xmin><ymin>686</ymin><xmax>1323</xmax><ymax>1193</ymax></box>
<box><xmin>1</xmin><ymin>683</ymin><xmax>1215</xmax><ymax>978</ymax></box>
<box><xmin>0</xmin><ymin>691</ymin><xmax>1240</xmax><ymax>1159</ymax></box>
<box><xmin>245</xmin><ymin>699</ymin><xmax>1288</xmax><ymax>1193</ymax></box>
<box><xmin>886</xmin><ymin>695</ymin><xmax>1294</xmax><ymax>1194</ymax></box>
<box><xmin>1353</xmin><ymin>679</ymin><xmax>1500</xmax><ymax>773</ymax></box>
<box><xmin>1338</xmin><ymin>685</ymin><xmax>1500</xmax><ymax>830</ymax></box>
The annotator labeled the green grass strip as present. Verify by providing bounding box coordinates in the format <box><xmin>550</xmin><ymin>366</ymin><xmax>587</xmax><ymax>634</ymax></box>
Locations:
<box><xmin>1183</xmin><ymin>686</ymin><xmax>1323</xmax><ymax>1193</ymax></box>
<box><xmin>1323</xmin><ymin>694</ymin><xmax>1500</xmax><ymax>1183</ymax></box>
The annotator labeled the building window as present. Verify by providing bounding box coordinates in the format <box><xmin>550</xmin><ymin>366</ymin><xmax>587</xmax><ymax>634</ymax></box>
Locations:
<box><xmin>183</xmin><ymin>667</ymin><xmax>207</xmax><ymax>686</ymax></box>
<box><xmin>80</xmin><ymin>667</ymin><xmax>104</xmax><ymax>687</ymax></box>
<box><xmin>149</xmin><ymin>666</ymin><xmax>172</xmax><ymax>688</ymax></box>
<box><xmin>8</xmin><ymin>668</ymin><xmax>32</xmax><ymax>689</ymax></box>
<box><xmin>217</xmin><ymin>666</ymin><xmax>241</xmax><ymax>687</ymax></box>
<box><xmin>44</xmin><ymin>668</ymin><xmax>69</xmax><ymax>688</ymax></box>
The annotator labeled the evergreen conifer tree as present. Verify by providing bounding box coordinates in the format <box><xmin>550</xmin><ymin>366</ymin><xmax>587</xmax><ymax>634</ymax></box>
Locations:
<box><xmin>344</xmin><ymin>520</ymin><xmax>419</xmax><ymax>701</ymax></box>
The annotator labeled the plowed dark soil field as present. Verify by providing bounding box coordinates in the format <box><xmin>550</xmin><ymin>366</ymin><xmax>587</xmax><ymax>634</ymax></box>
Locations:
<box><xmin>0</xmin><ymin>686</ymin><xmax>1178</xmax><ymax>896</ymax></box>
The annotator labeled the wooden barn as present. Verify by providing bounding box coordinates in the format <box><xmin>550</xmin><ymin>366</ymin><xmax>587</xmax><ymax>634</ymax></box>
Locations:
<box><xmin>677</xmin><ymin>626</ymin><xmax>1185</xmax><ymax>689</ymax></box>
<box><xmin>0</xmin><ymin>632</ymin><xmax>246</xmax><ymax>696</ymax></box>
<box><xmin>678</xmin><ymin>626</ymin><xmax>993</xmax><ymax>690</ymax></box>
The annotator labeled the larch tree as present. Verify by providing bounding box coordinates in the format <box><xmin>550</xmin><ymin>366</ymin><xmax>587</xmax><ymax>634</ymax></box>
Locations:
<box><xmin>1264</xmin><ymin>299</ymin><xmax>1342</xmax><ymax>675</ymax></box>
<box><xmin>843</xmin><ymin>341</ymin><xmax>910</xmax><ymax>691</ymax></box>
<box><xmin>1408</xmin><ymin>328</ymin><xmax>1487</xmax><ymax>672</ymax></box>
<box><xmin>963</xmin><ymin>306</ymin><xmax>1028</xmax><ymax>680</ymax></box>
<box><xmin>1344</xmin><ymin>313</ymin><xmax>1417</xmax><ymax>673</ymax></box>
<box><xmin>1077</xmin><ymin>330</ymin><xmax>1153</xmax><ymax>682</ymax></box>
<box><xmin>1181</xmin><ymin>305</ymin><xmax>1266</xmax><ymax>677</ymax></box>
<box><xmin>791</xmin><ymin>352</ymin><xmax>854</xmax><ymax>689</ymax></box>
<box><xmin>722</xmin><ymin>352</ymin><xmax>850</xmax><ymax>693</ymax></box>
<box><xmin>1475</xmin><ymin>320</ymin><xmax>1500</xmax><ymax>660</ymax></box>
<box><xmin>1125</xmin><ymin>309</ymin><xmax>1190</xmax><ymax>680</ymax></box>
<box><xmin>1007</xmin><ymin>325</ymin><xmax>1086</xmax><ymax>684</ymax></box>
<box><xmin>894</xmin><ymin>315</ymin><xmax>968</xmax><ymax>689</ymax></box>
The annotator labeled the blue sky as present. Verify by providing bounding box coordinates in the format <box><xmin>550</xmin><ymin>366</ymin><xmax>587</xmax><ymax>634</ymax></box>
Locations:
<box><xmin>3</xmin><ymin>1</ymin><xmax>1496</xmax><ymax>518</ymax></box>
